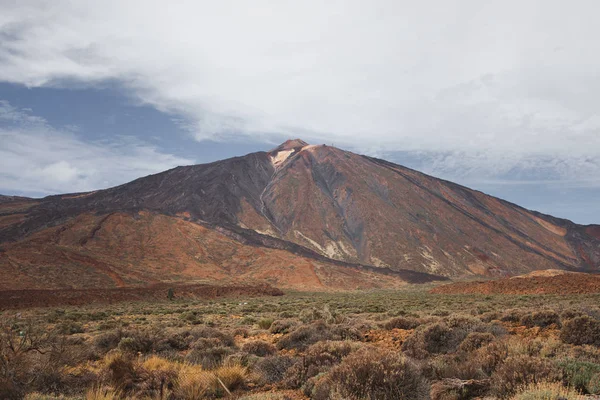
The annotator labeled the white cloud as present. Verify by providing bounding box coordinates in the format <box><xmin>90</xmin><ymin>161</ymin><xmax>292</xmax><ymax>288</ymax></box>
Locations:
<box><xmin>1</xmin><ymin>1</ymin><xmax>600</xmax><ymax>186</ymax></box>
<box><xmin>0</xmin><ymin>101</ymin><xmax>194</xmax><ymax>196</ymax></box>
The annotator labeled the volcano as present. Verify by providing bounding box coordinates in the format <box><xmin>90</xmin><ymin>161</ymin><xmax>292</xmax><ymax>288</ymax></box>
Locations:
<box><xmin>0</xmin><ymin>140</ymin><xmax>598</xmax><ymax>291</ymax></box>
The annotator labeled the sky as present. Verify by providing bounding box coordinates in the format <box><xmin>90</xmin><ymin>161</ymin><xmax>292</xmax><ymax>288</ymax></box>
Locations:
<box><xmin>0</xmin><ymin>0</ymin><xmax>599</xmax><ymax>224</ymax></box>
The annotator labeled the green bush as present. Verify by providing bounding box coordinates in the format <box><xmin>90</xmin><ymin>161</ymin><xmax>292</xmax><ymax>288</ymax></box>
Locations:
<box><xmin>557</xmin><ymin>359</ymin><xmax>600</xmax><ymax>394</ymax></box>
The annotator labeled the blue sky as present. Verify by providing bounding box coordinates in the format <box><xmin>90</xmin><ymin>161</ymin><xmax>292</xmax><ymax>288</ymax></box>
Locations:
<box><xmin>1</xmin><ymin>1</ymin><xmax>599</xmax><ymax>224</ymax></box>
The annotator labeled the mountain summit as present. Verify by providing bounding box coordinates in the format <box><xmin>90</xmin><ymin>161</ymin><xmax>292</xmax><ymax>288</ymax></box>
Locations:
<box><xmin>0</xmin><ymin>140</ymin><xmax>598</xmax><ymax>290</ymax></box>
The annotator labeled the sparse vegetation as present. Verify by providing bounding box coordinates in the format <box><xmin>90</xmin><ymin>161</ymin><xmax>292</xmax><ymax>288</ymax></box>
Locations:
<box><xmin>1</xmin><ymin>288</ymin><xmax>599</xmax><ymax>399</ymax></box>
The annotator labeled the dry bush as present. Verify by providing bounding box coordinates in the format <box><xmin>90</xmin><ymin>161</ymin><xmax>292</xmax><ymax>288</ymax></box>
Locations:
<box><xmin>276</xmin><ymin>321</ymin><xmax>344</xmax><ymax>351</ymax></box>
<box><xmin>476</xmin><ymin>341</ymin><xmax>509</xmax><ymax>375</ymax></box>
<box><xmin>214</xmin><ymin>363</ymin><xmax>247</xmax><ymax>392</ymax></box>
<box><xmin>430</xmin><ymin>378</ymin><xmax>491</xmax><ymax>400</ymax></box>
<box><xmin>242</xmin><ymin>341</ymin><xmax>276</xmax><ymax>357</ymax></box>
<box><xmin>257</xmin><ymin>318</ymin><xmax>274</xmax><ymax>330</ymax></box>
<box><xmin>326</xmin><ymin>347</ymin><xmax>429</xmax><ymax>400</ymax></box>
<box><xmin>429</xmin><ymin>354</ymin><xmax>488</xmax><ymax>381</ymax></box>
<box><xmin>501</xmin><ymin>309</ymin><xmax>527</xmax><ymax>323</ymax></box>
<box><xmin>382</xmin><ymin>317</ymin><xmax>420</xmax><ymax>330</ymax></box>
<box><xmin>459</xmin><ymin>332</ymin><xmax>495</xmax><ymax>353</ymax></box>
<box><xmin>401</xmin><ymin>323</ymin><xmax>467</xmax><ymax>359</ymax></box>
<box><xmin>233</xmin><ymin>328</ymin><xmax>249</xmax><ymax>338</ymax></box>
<box><xmin>520</xmin><ymin>310</ymin><xmax>561</xmax><ymax>328</ymax></box>
<box><xmin>0</xmin><ymin>319</ymin><xmax>66</xmax><ymax>399</ymax></box>
<box><xmin>254</xmin><ymin>355</ymin><xmax>298</xmax><ymax>385</ymax></box>
<box><xmin>175</xmin><ymin>364</ymin><xmax>216</xmax><ymax>399</ymax></box>
<box><xmin>298</xmin><ymin>305</ymin><xmax>335</xmax><ymax>323</ymax></box>
<box><xmin>560</xmin><ymin>316</ymin><xmax>600</xmax><ymax>347</ymax></box>
<box><xmin>103</xmin><ymin>352</ymin><xmax>138</xmax><ymax>392</ymax></box>
<box><xmin>491</xmin><ymin>355</ymin><xmax>561</xmax><ymax>398</ymax></box>
<box><xmin>185</xmin><ymin>345</ymin><xmax>234</xmax><ymax>369</ymax></box>
<box><xmin>94</xmin><ymin>330</ymin><xmax>124</xmax><ymax>353</ymax></box>
<box><xmin>189</xmin><ymin>327</ymin><xmax>235</xmax><ymax>348</ymax></box>
<box><xmin>269</xmin><ymin>319</ymin><xmax>298</xmax><ymax>335</ymax></box>
<box><xmin>284</xmin><ymin>340</ymin><xmax>361</xmax><ymax>388</ymax></box>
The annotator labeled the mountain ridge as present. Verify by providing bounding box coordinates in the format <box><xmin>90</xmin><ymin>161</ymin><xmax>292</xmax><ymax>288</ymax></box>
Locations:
<box><xmin>0</xmin><ymin>139</ymin><xmax>598</xmax><ymax>290</ymax></box>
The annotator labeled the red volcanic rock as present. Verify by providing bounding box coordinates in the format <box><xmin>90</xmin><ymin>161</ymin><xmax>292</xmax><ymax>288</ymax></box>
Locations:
<box><xmin>0</xmin><ymin>140</ymin><xmax>598</xmax><ymax>292</ymax></box>
<box><xmin>430</xmin><ymin>270</ymin><xmax>600</xmax><ymax>295</ymax></box>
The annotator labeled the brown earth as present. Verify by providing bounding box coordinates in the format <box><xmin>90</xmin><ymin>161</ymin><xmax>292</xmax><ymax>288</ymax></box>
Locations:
<box><xmin>0</xmin><ymin>211</ymin><xmax>424</xmax><ymax>291</ymax></box>
<box><xmin>0</xmin><ymin>283</ymin><xmax>284</xmax><ymax>309</ymax></box>
<box><xmin>430</xmin><ymin>270</ymin><xmax>600</xmax><ymax>295</ymax></box>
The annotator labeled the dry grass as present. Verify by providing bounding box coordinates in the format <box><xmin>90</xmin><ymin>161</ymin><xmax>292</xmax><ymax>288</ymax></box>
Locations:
<box><xmin>510</xmin><ymin>381</ymin><xmax>583</xmax><ymax>400</ymax></box>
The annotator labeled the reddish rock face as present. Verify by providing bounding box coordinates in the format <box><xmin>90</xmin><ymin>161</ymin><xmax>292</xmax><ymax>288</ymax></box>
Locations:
<box><xmin>0</xmin><ymin>140</ymin><xmax>598</xmax><ymax>290</ymax></box>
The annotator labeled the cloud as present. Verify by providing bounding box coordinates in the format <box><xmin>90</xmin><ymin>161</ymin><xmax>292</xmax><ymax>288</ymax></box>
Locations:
<box><xmin>1</xmin><ymin>1</ymin><xmax>599</xmax><ymax>187</ymax></box>
<box><xmin>0</xmin><ymin>101</ymin><xmax>194</xmax><ymax>196</ymax></box>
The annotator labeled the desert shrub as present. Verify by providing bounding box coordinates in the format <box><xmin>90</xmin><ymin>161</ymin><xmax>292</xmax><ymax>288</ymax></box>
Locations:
<box><xmin>326</xmin><ymin>347</ymin><xmax>429</xmax><ymax>400</ymax></box>
<box><xmin>104</xmin><ymin>352</ymin><xmax>138</xmax><ymax>392</ymax></box>
<box><xmin>179</xmin><ymin>311</ymin><xmax>202</xmax><ymax>325</ymax></box>
<box><xmin>401</xmin><ymin>322</ymin><xmax>467</xmax><ymax>359</ymax></box>
<box><xmin>112</xmin><ymin>326</ymin><xmax>167</xmax><ymax>355</ymax></box>
<box><xmin>283</xmin><ymin>340</ymin><xmax>362</xmax><ymax>388</ymax></box>
<box><xmin>520</xmin><ymin>310</ymin><xmax>561</xmax><ymax>328</ymax></box>
<box><xmin>57</xmin><ymin>322</ymin><xmax>84</xmax><ymax>335</ymax></box>
<box><xmin>186</xmin><ymin>344</ymin><xmax>234</xmax><ymax>369</ymax></box>
<box><xmin>94</xmin><ymin>329</ymin><xmax>123</xmax><ymax>352</ymax></box>
<box><xmin>159</xmin><ymin>331</ymin><xmax>192</xmax><ymax>351</ymax></box>
<box><xmin>491</xmin><ymin>356</ymin><xmax>561</xmax><ymax>398</ymax></box>
<box><xmin>509</xmin><ymin>381</ymin><xmax>582</xmax><ymax>400</ymax></box>
<box><xmin>560</xmin><ymin>309</ymin><xmax>586</xmax><ymax>321</ymax></box>
<box><xmin>430</xmin><ymin>378</ymin><xmax>491</xmax><ymax>400</ymax></box>
<box><xmin>233</xmin><ymin>328</ymin><xmax>249</xmax><ymax>338</ymax></box>
<box><xmin>214</xmin><ymin>363</ymin><xmax>247</xmax><ymax>392</ymax></box>
<box><xmin>588</xmin><ymin>373</ymin><xmax>600</xmax><ymax>395</ymax></box>
<box><xmin>0</xmin><ymin>319</ymin><xmax>63</xmax><ymax>399</ymax></box>
<box><xmin>242</xmin><ymin>341</ymin><xmax>276</xmax><ymax>357</ymax></box>
<box><xmin>477</xmin><ymin>341</ymin><xmax>509</xmax><ymax>375</ymax></box>
<box><xmin>429</xmin><ymin>354</ymin><xmax>488</xmax><ymax>381</ymax></box>
<box><xmin>459</xmin><ymin>332</ymin><xmax>495</xmax><ymax>353</ymax></box>
<box><xmin>189</xmin><ymin>327</ymin><xmax>235</xmax><ymax>348</ymax></box>
<box><xmin>277</xmin><ymin>321</ymin><xmax>343</xmax><ymax>351</ymax></box>
<box><xmin>501</xmin><ymin>309</ymin><xmax>526</xmax><ymax>323</ymax></box>
<box><xmin>569</xmin><ymin>345</ymin><xmax>600</xmax><ymax>363</ymax></box>
<box><xmin>302</xmin><ymin>373</ymin><xmax>332</xmax><ymax>400</ymax></box>
<box><xmin>382</xmin><ymin>317</ymin><xmax>420</xmax><ymax>330</ymax></box>
<box><xmin>557</xmin><ymin>359</ymin><xmax>600</xmax><ymax>394</ymax></box>
<box><xmin>298</xmin><ymin>306</ymin><xmax>335</xmax><ymax>323</ymax></box>
<box><xmin>269</xmin><ymin>319</ymin><xmax>298</xmax><ymax>335</ymax></box>
<box><xmin>446</xmin><ymin>315</ymin><xmax>485</xmax><ymax>331</ymax></box>
<box><xmin>480</xmin><ymin>311</ymin><xmax>501</xmax><ymax>323</ymax></box>
<box><xmin>560</xmin><ymin>316</ymin><xmax>600</xmax><ymax>346</ymax></box>
<box><xmin>257</xmin><ymin>318</ymin><xmax>274</xmax><ymax>330</ymax></box>
<box><xmin>254</xmin><ymin>355</ymin><xmax>298</xmax><ymax>384</ymax></box>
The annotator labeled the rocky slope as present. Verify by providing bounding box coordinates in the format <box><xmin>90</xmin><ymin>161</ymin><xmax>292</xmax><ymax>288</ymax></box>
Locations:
<box><xmin>0</xmin><ymin>139</ymin><xmax>598</xmax><ymax>290</ymax></box>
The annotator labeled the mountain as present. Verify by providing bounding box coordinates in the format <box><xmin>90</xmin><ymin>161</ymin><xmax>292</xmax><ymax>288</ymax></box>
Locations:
<box><xmin>0</xmin><ymin>140</ymin><xmax>598</xmax><ymax>291</ymax></box>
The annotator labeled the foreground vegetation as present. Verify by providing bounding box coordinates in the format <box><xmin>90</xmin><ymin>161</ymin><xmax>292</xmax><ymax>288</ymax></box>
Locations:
<box><xmin>1</xmin><ymin>288</ymin><xmax>600</xmax><ymax>399</ymax></box>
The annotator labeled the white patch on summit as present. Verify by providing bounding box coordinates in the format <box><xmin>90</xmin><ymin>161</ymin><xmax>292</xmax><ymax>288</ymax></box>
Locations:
<box><xmin>270</xmin><ymin>149</ymin><xmax>295</xmax><ymax>168</ymax></box>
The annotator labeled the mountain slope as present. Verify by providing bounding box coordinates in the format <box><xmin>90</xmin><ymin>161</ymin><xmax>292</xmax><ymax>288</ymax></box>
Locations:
<box><xmin>0</xmin><ymin>139</ymin><xmax>598</xmax><ymax>290</ymax></box>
